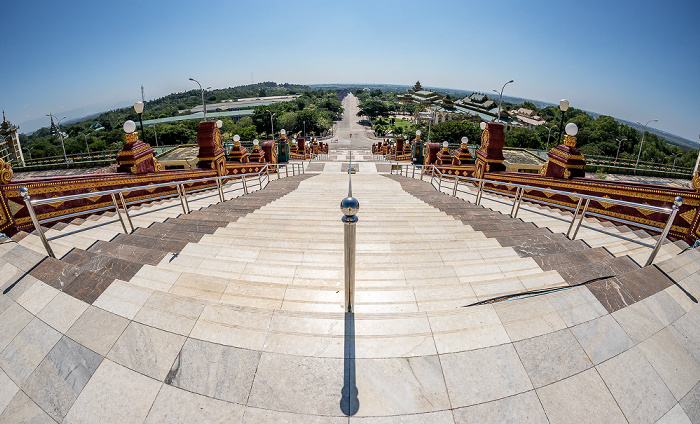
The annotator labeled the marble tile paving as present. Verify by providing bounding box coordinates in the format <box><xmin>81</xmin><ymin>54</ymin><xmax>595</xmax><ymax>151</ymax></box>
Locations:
<box><xmin>1</xmin><ymin>166</ymin><xmax>699</xmax><ymax>422</ymax></box>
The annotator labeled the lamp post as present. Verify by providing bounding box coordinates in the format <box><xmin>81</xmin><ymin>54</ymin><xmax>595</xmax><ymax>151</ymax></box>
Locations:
<box><xmin>46</xmin><ymin>113</ymin><xmax>68</xmax><ymax>165</ymax></box>
<box><xmin>153</xmin><ymin>119</ymin><xmax>159</xmax><ymax>147</ymax></box>
<box><xmin>189</xmin><ymin>78</ymin><xmax>211</xmax><ymax>121</ymax></box>
<box><xmin>303</xmin><ymin>120</ymin><xmax>306</xmax><ymax>139</ymax></box>
<box><xmin>557</xmin><ymin>99</ymin><xmax>569</xmax><ymax>144</ymax></box>
<box><xmin>79</xmin><ymin>132</ymin><xmax>91</xmax><ymax>157</ymax></box>
<box><xmin>670</xmin><ymin>153</ymin><xmax>680</xmax><ymax>170</ymax></box>
<box><xmin>493</xmin><ymin>80</ymin><xmax>514</xmax><ymax>122</ymax></box>
<box><xmin>634</xmin><ymin>119</ymin><xmax>658</xmax><ymax>175</ymax></box>
<box><xmin>614</xmin><ymin>138</ymin><xmax>627</xmax><ymax>165</ymax></box>
<box><xmin>134</xmin><ymin>101</ymin><xmax>145</xmax><ymax>142</ymax></box>
<box><xmin>544</xmin><ymin>125</ymin><xmax>556</xmax><ymax>150</ymax></box>
<box><xmin>266</xmin><ymin>110</ymin><xmax>275</xmax><ymax>140</ymax></box>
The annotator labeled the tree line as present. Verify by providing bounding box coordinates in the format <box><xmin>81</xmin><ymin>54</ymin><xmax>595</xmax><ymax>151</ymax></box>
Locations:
<box><xmin>355</xmin><ymin>91</ymin><xmax>698</xmax><ymax>169</ymax></box>
<box><xmin>19</xmin><ymin>83</ymin><xmax>343</xmax><ymax>161</ymax></box>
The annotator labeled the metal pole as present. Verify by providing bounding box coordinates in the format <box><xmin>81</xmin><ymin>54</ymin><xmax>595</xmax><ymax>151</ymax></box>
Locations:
<box><xmin>645</xmin><ymin>197</ymin><xmax>682</xmax><ymax>266</ymax></box>
<box><xmin>341</xmin><ymin>156</ymin><xmax>359</xmax><ymax>313</ymax></box>
<box><xmin>571</xmin><ymin>199</ymin><xmax>590</xmax><ymax>240</ymax></box>
<box><xmin>476</xmin><ymin>180</ymin><xmax>485</xmax><ymax>205</ymax></box>
<box><xmin>118</xmin><ymin>192</ymin><xmax>134</xmax><ymax>232</ymax></box>
<box><xmin>567</xmin><ymin>198</ymin><xmax>584</xmax><ymax>238</ymax></box>
<box><xmin>217</xmin><ymin>178</ymin><xmax>225</xmax><ymax>202</ymax></box>
<box><xmin>513</xmin><ymin>188</ymin><xmax>524</xmax><ymax>218</ymax></box>
<box><xmin>241</xmin><ymin>175</ymin><xmax>248</xmax><ymax>195</ymax></box>
<box><xmin>452</xmin><ymin>177</ymin><xmax>459</xmax><ymax>197</ymax></box>
<box><xmin>110</xmin><ymin>193</ymin><xmax>129</xmax><ymax>234</ymax></box>
<box><xmin>635</xmin><ymin>119</ymin><xmax>658</xmax><ymax>175</ymax></box>
<box><xmin>20</xmin><ymin>187</ymin><xmax>55</xmax><ymax>258</ymax></box>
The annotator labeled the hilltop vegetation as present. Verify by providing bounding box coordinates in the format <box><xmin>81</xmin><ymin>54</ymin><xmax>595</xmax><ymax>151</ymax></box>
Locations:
<box><xmin>19</xmin><ymin>83</ymin><xmax>343</xmax><ymax>160</ymax></box>
<box><xmin>355</xmin><ymin>91</ymin><xmax>698</xmax><ymax>169</ymax></box>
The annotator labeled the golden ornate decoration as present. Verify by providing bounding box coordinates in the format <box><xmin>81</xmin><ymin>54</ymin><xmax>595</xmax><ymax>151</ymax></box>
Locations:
<box><xmin>598</xmin><ymin>196</ymin><xmax>614</xmax><ymax>209</ymax></box>
<box><xmin>680</xmin><ymin>209</ymin><xmax>696</xmax><ymax>224</ymax></box>
<box><xmin>0</xmin><ymin>159</ymin><xmax>12</xmax><ymax>185</ymax></box>
<box><xmin>693</xmin><ymin>172</ymin><xmax>700</xmax><ymax>192</ymax></box>
<box><xmin>563</xmin><ymin>135</ymin><xmax>577</xmax><ymax>148</ymax></box>
<box><xmin>564</xmin><ymin>169</ymin><xmax>571</xmax><ymax>179</ymax></box>
<box><xmin>152</xmin><ymin>157</ymin><xmax>162</xmax><ymax>172</ymax></box>
<box><xmin>480</xmin><ymin>128</ymin><xmax>490</xmax><ymax>151</ymax></box>
<box><xmin>125</xmin><ymin>133</ymin><xmax>138</xmax><ymax>144</ymax></box>
<box><xmin>540</xmin><ymin>162</ymin><xmax>549</xmax><ymax>176</ymax></box>
<box><xmin>547</xmin><ymin>157</ymin><xmax>585</xmax><ymax>169</ymax></box>
<box><xmin>7</xmin><ymin>199</ymin><xmax>23</xmax><ymax>217</ymax></box>
<box><xmin>118</xmin><ymin>144</ymin><xmax>149</xmax><ymax>156</ymax></box>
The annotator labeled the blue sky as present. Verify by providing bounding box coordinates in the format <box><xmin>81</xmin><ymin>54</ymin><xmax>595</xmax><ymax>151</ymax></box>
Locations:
<box><xmin>2</xmin><ymin>0</ymin><xmax>699</xmax><ymax>142</ymax></box>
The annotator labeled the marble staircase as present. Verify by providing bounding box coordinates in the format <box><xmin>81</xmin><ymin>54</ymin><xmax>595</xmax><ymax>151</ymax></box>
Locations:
<box><xmin>0</xmin><ymin>168</ymin><xmax>699</xmax><ymax>422</ymax></box>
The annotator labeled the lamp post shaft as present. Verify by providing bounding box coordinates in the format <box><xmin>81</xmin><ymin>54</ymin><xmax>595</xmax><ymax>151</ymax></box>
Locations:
<box><xmin>635</xmin><ymin>120</ymin><xmax>657</xmax><ymax>175</ymax></box>
<box><xmin>138</xmin><ymin>114</ymin><xmax>145</xmax><ymax>142</ymax></box>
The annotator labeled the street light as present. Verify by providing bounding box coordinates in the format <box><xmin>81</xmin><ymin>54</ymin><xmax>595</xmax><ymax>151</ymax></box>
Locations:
<box><xmin>493</xmin><ymin>80</ymin><xmax>514</xmax><ymax>122</ymax></box>
<box><xmin>79</xmin><ymin>132</ymin><xmax>91</xmax><ymax>157</ymax></box>
<box><xmin>670</xmin><ymin>153</ymin><xmax>680</xmax><ymax>170</ymax></box>
<box><xmin>614</xmin><ymin>138</ymin><xmax>627</xmax><ymax>164</ymax></box>
<box><xmin>134</xmin><ymin>101</ymin><xmax>145</xmax><ymax>142</ymax></box>
<box><xmin>46</xmin><ymin>113</ymin><xmax>68</xmax><ymax>165</ymax></box>
<box><xmin>558</xmin><ymin>99</ymin><xmax>569</xmax><ymax>144</ymax></box>
<box><xmin>266</xmin><ymin>110</ymin><xmax>275</xmax><ymax>139</ymax></box>
<box><xmin>189</xmin><ymin>78</ymin><xmax>211</xmax><ymax>121</ymax></box>
<box><xmin>634</xmin><ymin>119</ymin><xmax>658</xmax><ymax>175</ymax></box>
<box><xmin>544</xmin><ymin>125</ymin><xmax>556</xmax><ymax>150</ymax></box>
<box><xmin>303</xmin><ymin>120</ymin><xmax>306</xmax><ymax>139</ymax></box>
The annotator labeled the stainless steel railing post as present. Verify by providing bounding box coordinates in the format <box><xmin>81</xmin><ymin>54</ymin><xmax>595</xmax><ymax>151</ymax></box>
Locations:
<box><xmin>216</xmin><ymin>178</ymin><xmax>225</xmax><ymax>202</ymax></box>
<box><xmin>20</xmin><ymin>187</ymin><xmax>55</xmax><ymax>258</ymax></box>
<box><xmin>476</xmin><ymin>180</ymin><xmax>485</xmax><ymax>205</ymax></box>
<box><xmin>513</xmin><ymin>187</ymin><xmax>524</xmax><ymax>219</ymax></box>
<box><xmin>241</xmin><ymin>175</ymin><xmax>249</xmax><ymax>195</ymax></box>
<box><xmin>510</xmin><ymin>187</ymin><xmax>522</xmax><ymax>218</ymax></box>
<box><xmin>286</xmin><ymin>163</ymin><xmax>289</xmax><ymax>178</ymax></box>
<box><xmin>645</xmin><ymin>196</ymin><xmax>682</xmax><ymax>266</ymax></box>
<box><xmin>341</xmin><ymin>197</ymin><xmax>359</xmax><ymax>313</ymax></box>
<box><xmin>571</xmin><ymin>199</ymin><xmax>590</xmax><ymax>240</ymax></box>
<box><xmin>420</xmin><ymin>165</ymin><xmax>424</xmax><ymax>181</ymax></box>
<box><xmin>178</xmin><ymin>184</ymin><xmax>191</xmax><ymax>214</ymax></box>
<box><xmin>118</xmin><ymin>192</ymin><xmax>134</xmax><ymax>232</ymax></box>
<box><xmin>412</xmin><ymin>165</ymin><xmax>416</xmax><ymax>179</ymax></box>
<box><xmin>110</xmin><ymin>193</ymin><xmax>130</xmax><ymax>233</ymax></box>
<box><xmin>452</xmin><ymin>177</ymin><xmax>459</xmax><ymax>197</ymax></box>
<box><xmin>567</xmin><ymin>198</ymin><xmax>584</xmax><ymax>238</ymax></box>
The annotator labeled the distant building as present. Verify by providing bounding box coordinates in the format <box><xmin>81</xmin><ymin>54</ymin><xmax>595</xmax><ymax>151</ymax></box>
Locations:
<box><xmin>0</xmin><ymin>111</ymin><xmax>25</xmax><ymax>166</ymax></box>
<box><xmin>189</xmin><ymin>95</ymin><xmax>300</xmax><ymax>114</ymax></box>
<box><xmin>508</xmin><ymin>108</ymin><xmax>546</xmax><ymax>129</ymax></box>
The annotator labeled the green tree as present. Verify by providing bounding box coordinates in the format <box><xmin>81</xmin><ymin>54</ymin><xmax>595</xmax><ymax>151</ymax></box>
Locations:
<box><xmin>357</xmin><ymin>100</ymin><xmax>390</xmax><ymax>119</ymax></box>
<box><xmin>505</xmin><ymin>128</ymin><xmax>541</xmax><ymax>149</ymax></box>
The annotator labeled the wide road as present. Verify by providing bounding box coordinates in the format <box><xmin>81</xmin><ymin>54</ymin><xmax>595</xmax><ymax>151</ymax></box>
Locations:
<box><xmin>333</xmin><ymin>94</ymin><xmax>377</xmax><ymax>150</ymax></box>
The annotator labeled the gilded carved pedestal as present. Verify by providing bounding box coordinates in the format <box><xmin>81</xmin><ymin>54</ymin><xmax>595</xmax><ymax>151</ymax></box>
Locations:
<box><xmin>116</xmin><ymin>133</ymin><xmax>160</xmax><ymax>174</ymax></box>
<box><xmin>474</xmin><ymin>122</ymin><xmax>506</xmax><ymax>179</ymax></box>
<box><xmin>541</xmin><ymin>133</ymin><xmax>586</xmax><ymax>179</ymax></box>
<box><xmin>196</xmin><ymin>121</ymin><xmax>227</xmax><ymax>176</ymax></box>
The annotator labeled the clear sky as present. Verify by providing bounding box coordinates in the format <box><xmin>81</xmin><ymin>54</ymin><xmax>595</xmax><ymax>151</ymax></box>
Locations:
<box><xmin>2</xmin><ymin>0</ymin><xmax>699</xmax><ymax>142</ymax></box>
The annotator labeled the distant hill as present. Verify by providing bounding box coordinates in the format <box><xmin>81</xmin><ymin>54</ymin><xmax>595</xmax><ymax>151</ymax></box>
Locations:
<box><xmin>311</xmin><ymin>83</ymin><xmax>700</xmax><ymax>150</ymax></box>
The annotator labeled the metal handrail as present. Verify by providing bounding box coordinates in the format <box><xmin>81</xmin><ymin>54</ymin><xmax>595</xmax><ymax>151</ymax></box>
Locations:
<box><xmin>21</xmin><ymin>163</ymin><xmax>279</xmax><ymax>258</ymax></box>
<box><xmin>392</xmin><ymin>163</ymin><xmax>682</xmax><ymax>266</ymax></box>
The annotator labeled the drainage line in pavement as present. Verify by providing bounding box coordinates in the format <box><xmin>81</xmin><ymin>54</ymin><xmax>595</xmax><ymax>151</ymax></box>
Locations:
<box><xmin>463</xmin><ymin>275</ymin><xmax>616</xmax><ymax>307</ymax></box>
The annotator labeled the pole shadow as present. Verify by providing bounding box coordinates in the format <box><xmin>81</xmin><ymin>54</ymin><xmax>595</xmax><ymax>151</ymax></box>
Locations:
<box><xmin>340</xmin><ymin>312</ymin><xmax>359</xmax><ymax>416</ymax></box>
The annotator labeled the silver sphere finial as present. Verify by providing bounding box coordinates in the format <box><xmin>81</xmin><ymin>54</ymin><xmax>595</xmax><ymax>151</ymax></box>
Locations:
<box><xmin>20</xmin><ymin>187</ymin><xmax>29</xmax><ymax>199</ymax></box>
<box><xmin>341</xmin><ymin>196</ymin><xmax>359</xmax><ymax>217</ymax></box>
<box><xmin>674</xmin><ymin>196</ymin><xmax>683</xmax><ymax>208</ymax></box>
